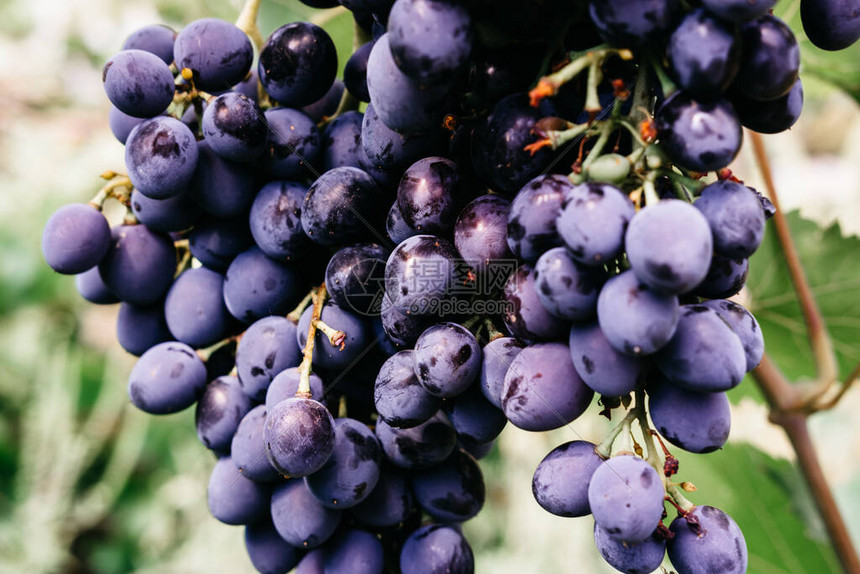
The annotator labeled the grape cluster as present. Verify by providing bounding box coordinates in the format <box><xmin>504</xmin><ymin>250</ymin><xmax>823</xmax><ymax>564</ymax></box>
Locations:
<box><xmin>40</xmin><ymin>0</ymin><xmax>859</xmax><ymax>572</ymax></box>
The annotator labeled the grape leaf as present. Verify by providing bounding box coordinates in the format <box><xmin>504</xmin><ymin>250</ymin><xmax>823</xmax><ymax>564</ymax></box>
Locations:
<box><xmin>743</xmin><ymin>211</ymin><xmax>860</xmax><ymax>391</ymax></box>
<box><xmin>676</xmin><ymin>443</ymin><xmax>840</xmax><ymax>573</ymax></box>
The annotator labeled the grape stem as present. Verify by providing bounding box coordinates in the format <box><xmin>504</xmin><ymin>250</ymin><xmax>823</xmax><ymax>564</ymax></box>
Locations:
<box><xmin>89</xmin><ymin>175</ymin><xmax>132</xmax><ymax>210</ymax></box>
<box><xmin>287</xmin><ymin>290</ymin><xmax>315</xmax><ymax>324</ymax></box>
<box><xmin>235</xmin><ymin>0</ymin><xmax>264</xmax><ymax>51</ymax></box>
<box><xmin>296</xmin><ymin>285</ymin><xmax>328</xmax><ymax>399</ymax></box>
<box><xmin>748</xmin><ymin>131</ymin><xmax>860</xmax><ymax>573</ymax></box>
<box><xmin>483</xmin><ymin>318</ymin><xmax>505</xmax><ymax>343</ymax></box>
<box><xmin>313</xmin><ymin>318</ymin><xmax>346</xmax><ymax>349</ymax></box>
<box><xmin>528</xmin><ymin>46</ymin><xmax>633</xmax><ymax>107</ymax></box>
<box><xmin>595</xmin><ymin>407</ymin><xmax>638</xmax><ymax>458</ymax></box>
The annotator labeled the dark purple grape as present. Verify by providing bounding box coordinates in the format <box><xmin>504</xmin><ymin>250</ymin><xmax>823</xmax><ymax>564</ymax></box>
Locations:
<box><xmin>366</xmin><ymin>34</ymin><xmax>447</xmax><ymax>133</ymax></box>
<box><xmin>109</xmin><ymin>106</ymin><xmax>147</xmax><ymax>144</ymax></box>
<box><xmin>502</xmin><ymin>265</ymin><xmax>570</xmax><ymax>342</ymax></box>
<box><xmin>309</xmin><ymin>529</ymin><xmax>384</xmax><ymax>574</ymax></box>
<box><xmin>76</xmin><ymin>267</ymin><xmax>118</xmax><ymax>305</ymax></box>
<box><xmin>374</xmin><ymin>350</ymin><xmax>441</xmax><ymax>427</ymax></box>
<box><xmin>568</xmin><ymin>321</ymin><xmax>642</xmax><ymax>396</ymax></box>
<box><xmin>668</xmin><ymin>506</ymin><xmax>747</xmax><ymax>574</ymax></box>
<box><xmin>125</xmin><ymin>117</ymin><xmax>199</xmax><ymax>199</ymax></box>
<box><xmin>236</xmin><ymin>316</ymin><xmax>301</xmax><ymax>401</ymax></box>
<box><xmin>131</xmin><ymin>189</ymin><xmax>199</xmax><ymax>233</ymax></box>
<box><xmin>411</xmin><ymin>449</ymin><xmax>485</xmax><ymax>522</ymax></box>
<box><xmin>501</xmin><ymin>342</ymin><xmax>593</xmax><ymax>431</ymax></box>
<box><xmin>471</xmin><ymin>94</ymin><xmax>555</xmax><ymax>196</ymax></box>
<box><xmin>693</xmin><ymin>254</ymin><xmax>748</xmax><ymax>299</ymax></box>
<box><xmin>376</xmin><ymin>411</ymin><xmax>456</xmax><ymax>469</ymax></box>
<box><xmin>413</xmin><ymin>322</ymin><xmax>481</xmax><ymax>398</ymax></box>
<box><xmin>42</xmin><ymin>204</ymin><xmax>111</xmax><ymax>275</ymax></box>
<box><xmin>164</xmin><ymin>267</ymin><xmax>230</xmax><ymax>348</ymax></box>
<box><xmin>655</xmin><ymin>91</ymin><xmax>742</xmax><ymax>172</ymax></box>
<box><xmin>301</xmin><ymin>80</ymin><xmax>345</xmax><ymax>123</ymax></box>
<box><xmin>701</xmin><ymin>0</ymin><xmax>775</xmax><ymax>21</ymax></box>
<box><xmin>296</xmin><ymin>303</ymin><xmax>369</xmax><ymax>369</ymax></box>
<box><xmin>557</xmin><ymin>181</ymin><xmax>635</xmax><ymax>267</ymax></box>
<box><xmin>188</xmin><ymin>215</ymin><xmax>253</xmax><ymax>272</ymax></box>
<box><xmin>325</xmin><ymin>243</ymin><xmax>390</xmax><ymax>316</ymax></box>
<box><xmin>305</xmin><ymin>418</ymin><xmax>383</xmax><ymax>508</ymax></box>
<box><xmin>360</xmin><ymin>102</ymin><xmax>440</xmax><ymax>173</ymax></box>
<box><xmin>397</xmin><ymin>157</ymin><xmax>461</xmax><ymax>235</ymax></box>
<box><xmin>479</xmin><ymin>336</ymin><xmax>526</xmax><ymax>409</ymax></box>
<box><xmin>196</xmin><ymin>375</ymin><xmax>253</xmax><ymax>452</ymax></box>
<box><xmin>102</xmin><ymin>50</ymin><xmax>174</xmax><ymax>118</ymax></box>
<box><xmin>469</xmin><ymin>42</ymin><xmax>545</xmax><ymax>105</ymax></box>
<box><xmin>270</xmin><ymin>479</ymin><xmax>342</xmax><ymax>549</ymax></box>
<box><xmin>506</xmin><ymin>174</ymin><xmax>568</xmax><ymax>264</ymax></box>
<box><xmin>264</xmin><ymin>107</ymin><xmax>322</xmax><ymax>179</ymax></box>
<box><xmin>654</xmin><ymin>305</ymin><xmax>746</xmax><ymax>392</ymax></box>
<box><xmin>534</xmin><ymin>247</ymin><xmax>603</xmax><ymax>321</ymax></box>
<box><xmin>245</xmin><ymin>521</ymin><xmax>302</xmax><ymax>574</ymax></box>
<box><xmin>174</xmin><ymin>19</ymin><xmax>253</xmax><ymax>92</ymax></box>
<box><xmin>532</xmin><ymin>440</ymin><xmax>602</xmax><ymax>517</ymax></box>
<box><xmin>344</xmin><ymin>42</ymin><xmax>373</xmax><ymax>102</ymax></box>
<box><xmin>588</xmin><ymin>0</ymin><xmax>679</xmax><ymax>47</ymax></box>
<box><xmin>701</xmin><ymin>299</ymin><xmax>764</xmax><ymax>372</ymax></box>
<box><xmin>735</xmin><ymin>16</ymin><xmax>799</xmax><ymax>101</ymax></box>
<box><xmin>667</xmin><ymin>9</ymin><xmax>740</xmax><ymax>96</ymax></box>
<box><xmin>259</xmin><ymin>22</ymin><xmax>338</xmax><ymax>107</ymax></box>
<box><xmin>265</xmin><ymin>397</ymin><xmax>336</xmax><ymax>477</ymax></box>
<box><xmin>351</xmin><ymin>467</ymin><xmax>414</xmax><ymax>527</ymax></box>
<box><xmin>695</xmin><ymin>180</ymin><xmax>765</xmax><ymax>259</ymax></box>
<box><xmin>202</xmin><ymin>92</ymin><xmax>268</xmax><ymax>162</ymax></box>
<box><xmin>190</xmin><ymin>139</ymin><xmax>256</xmax><ymax>217</ymax></box>
<box><xmin>98</xmin><ymin>224</ymin><xmax>176</xmax><ymax>306</ymax></box>
<box><xmin>597</xmin><ymin>270</ymin><xmax>679</xmax><ymax>356</ymax></box>
<box><xmin>249</xmin><ymin>181</ymin><xmax>310</xmax><ymax>260</ymax></box>
<box><xmin>301</xmin><ymin>167</ymin><xmax>383</xmax><ymax>246</ymax></box>
<box><xmin>232</xmin><ymin>405</ymin><xmax>280</xmax><ymax>482</ymax></box>
<box><xmin>223</xmin><ymin>246</ymin><xmax>299</xmax><ymax>323</ymax></box>
<box><xmin>400</xmin><ymin>524</ymin><xmax>474</xmax><ymax>574</ymax></box>
<box><xmin>626</xmin><ymin>199</ymin><xmax>713</xmax><ymax>295</ymax></box>
<box><xmin>387</xmin><ymin>0</ymin><xmax>472</xmax><ymax>85</ymax></box>
<box><xmin>442</xmin><ymin>385</ymin><xmax>506</xmax><ymax>444</ymax></box>
<box><xmin>800</xmin><ymin>0</ymin><xmax>860</xmax><ymax>51</ymax></box>
<box><xmin>594</xmin><ymin>524</ymin><xmax>667</xmax><ymax>574</ymax></box>
<box><xmin>588</xmin><ymin>455</ymin><xmax>665</xmax><ymax>543</ymax></box>
<box><xmin>266</xmin><ymin>367</ymin><xmax>325</xmax><ymax>408</ymax></box>
<box><xmin>122</xmin><ymin>24</ymin><xmax>176</xmax><ymax>64</ymax></box>
<box><xmin>386</xmin><ymin>201</ymin><xmax>419</xmax><ymax>244</ymax></box>
<box><xmin>733</xmin><ymin>78</ymin><xmax>804</xmax><ymax>134</ymax></box>
<box><xmin>384</xmin><ymin>234</ymin><xmax>460</xmax><ymax>317</ymax></box>
<box><xmin>454</xmin><ymin>194</ymin><xmax>513</xmax><ymax>277</ymax></box>
<box><xmin>127</xmin><ymin>341</ymin><xmax>207</xmax><ymax>414</ymax></box>
<box><xmin>323</xmin><ymin>111</ymin><xmax>365</xmax><ymax>171</ymax></box>
<box><xmin>649</xmin><ymin>379</ymin><xmax>731</xmax><ymax>453</ymax></box>
<box><xmin>207</xmin><ymin>456</ymin><xmax>271</xmax><ymax>525</ymax></box>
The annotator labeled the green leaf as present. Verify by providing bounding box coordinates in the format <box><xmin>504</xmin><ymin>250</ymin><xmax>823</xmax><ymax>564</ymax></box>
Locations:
<box><xmin>778</xmin><ymin>0</ymin><xmax>860</xmax><ymax>103</ymax></box>
<box><xmin>676</xmin><ymin>443</ymin><xmax>840</xmax><ymax>573</ymax></box>
<box><xmin>745</xmin><ymin>211</ymin><xmax>860</xmax><ymax>387</ymax></box>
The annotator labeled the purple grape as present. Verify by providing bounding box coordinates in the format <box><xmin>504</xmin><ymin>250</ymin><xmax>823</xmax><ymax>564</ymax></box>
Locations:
<box><xmin>411</xmin><ymin>448</ymin><xmax>485</xmax><ymax>522</ymax></box>
<box><xmin>568</xmin><ymin>321</ymin><xmax>642</xmax><ymax>396</ymax></box>
<box><xmin>235</xmin><ymin>316</ymin><xmax>302</xmax><ymax>401</ymax></box>
<box><xmin>501</xmin><ymin>342</ymin><xmax>593</xmax><ymax>431</ymax></box>
<box><xmin>532</xmin><ymin>440</ymin><xmax>603</xmax><ymax>517</ymax></box>
<box><xmin>202</xmin><ymin>92</ymin><xmax>268</xmax><ymax>162</ymax></box>
<box><xmin>454</xmin><ymin>194</ymin><xmax>513</xmax><ymax>277</ymax></box>
<box><xmin>587</xmin><ymin>454</ymin><xmax>665</xmax><ymax>543</ymax></box>
<box><xmin>312</xmin><ymin>529</ymin><xmax>385</xmax><ymax>574</ymax></box>
<box><xmin>223</xmin><ymin>246</ymin><xmax>299</xmax><ymax>323</ymax></box>
<box><xmin>232</xmin><ymin>405</ymin><xmax>280</xmax><ymax>482</ymax></box>
<box><xmin>400</xmin><ymin>524</ymin><xmax>474</xmax><ymax>574</ymax></box>
<box><xmin>301</xmin><ymin>167</ymin><xmax>382</xmax><ymax>247</ymax></box>
<box><xmin>733</xmin><ymin>78</ymin><xmax>804</xmax><ymax>134</ymax></box>
<box><xmin>701</xmin><ymin>0</ymin><xmax>775</xmax><ymax>21</ymax></box>
<box><xmin>375</xmin><ymin>411</ymin><xmax>456</xmax><ymax>469</ymax></box>
<box><xmin>305</xmin><ymin>418</ymin><xmax>383</xmax><ymax>508</ymax></box>
<box><xmin>76</xmin><ymin>267</ymin><xmax>118</xmax><ymax>304</ymax></box>
<box><xmin>667</xmin><ymin>9</ymin><xmax>740</xmax><ymax>96</ymax></box>
<box><xmin>374</xmin><ymin>350</ymin><xmax>441</xmax><ymax>428</ymax></box>
<box><xmin>325</xmin><ymin>243</ymin><xmax>389</xmax><ymax>316</ymax></box>
<box><xmin>534</xmin><ymin>247</ymin><xmax>603</xmax><ymax>321</ymax></box>
<box><xmin>125</xmin><ymin>117</ymin><xmax>199</xmax><ymax>199</ymax></box>
<box><xmin>588</xmin><ymin>0</ymin><xmax>679</xmax><ymax>47</ymax></box>
<box><xmin>479</xmin><ymin>337</ymin><xmax>526</xmax><ymax>409</ymax></box>
<box><xmin>442</xmin><ymin>384</ymin><xmax>507</xmax><ymax>444</ymax></box>
<box><xmin>109</xmin><ymin>106</ymin><xmax>147</xmax><ymax>144</ymax></box>
<box><xmin>264</xmin><ymin>107</ymin><xmax>322</xmax><ymax>180</ymax></box>
<box><xmin>322</xmin><ymin>111</ymin><xmax>365</xmax><ymax>171</ymax></box>
<box><xmin>174</xmin><ymin>19</ymin><xmax>253</xmax><ymax>92</ymax></box>
<box><xmin>245</xmin><ymin>520</ymin><xmax>302</xmax><ymax>574</ymax></box>
<box><xmin>626</xmin><ymin>199</ymin><xmax>713</xmax><ymax>295</ymax></box>
<box><xmin>351</xmin><ymin>467</ymin><xmax>414</xmax><ymax>528</ymax></box>
<box><xmin>701</xmin><ymin>299</ymin><xmax>764</xmax><ymax>372</ymax></box>
<box><xmin>413</xmin><ymin>322</ymin><xmax>482</xmax><ymax>398</ymax></box>
<box><xmin>503</xmin><ymin>265</ymin><xmax>571</xmax><ymax>342</ymax></box>
<box><xmin>196</xmin><ymin>375</ymin><xmax>253</xmax><ymax>452</ymax></box>
<box><xmin>259</xmin><ymin>22</ymin><xmax>338</xmax><ymax>107</ymax></box>
<box><xmin>296</xmin><ymin>303</ymin><xmax>369</xmax><ymax>370</ymax></box>
<box><xmin>131</xmin><ymin>189</ymin><xmax>199</xmax><ymax>233</ymax></box>
<box><xmin>265</xmin><ymin>397</ymin><xmax>336</xmax><ymax>477</ymax></box>
<box><xmin>266</xmin><ymin>367</ymin><xmax>325</xmax><ymax>408</ymax></box>
<box><xmin>301</xmin><ymin>80</ymin><xmax>344</xmax><ymax>123</ymax></box>
<box><xmin>735</xmin><ymin>15</ymin><xmax>799</xmax><ymax>101</ymax></box>
<box><xmin>122</xmin><ymin>24</ymin><xmax>176</xmax><ymax>65</ymax></box>
<box><xmin>800</xmin><ymin>0</ymin><xmax>860</xmax><ymax>51</ymax></box>
<box><xmin>649</xmin><ymin>379</ymin><xmax>730</xmax><ymax>453</ymax></box>
<box><xmin>654</xmin><ymin>305</ymin><xmax>747</xmax><ymax>392</ymax></box>
<box><xmin>557</xmin><ymin>181</ymin><xmax>635</xmax><ymax>266</ymax></box>
<box><xmin>190</xmin><ymin>139</ymin><xmax>255</xmax><ymax>217</ymax></box>
<box><xmin>164</xmin><ymin>267</ymin><xmax>231</xmax><ymax>348</ymax></box>
<box><xmin>42</xmin><ymin>204</ymin><xmax>111</xmax><ymax>275</ymax></box>
<box><xmin>188</xmin><ymin>215</ymin><xmax>253</xmax><ymax>272</ymax></box>
<box><xmin>270</xmin><ymin>479</ymin><xmax>342</xmax><ymax>549</ymax></box>
<box><xmin>127</xmin><ymin>341</ymin><xmax>207</xmax><ymax>414</ymax></box>
<box><xmin>693</xmin><ymin>255</ymin><xmax>748</xmax><ymax>299</ymax></box>
<box><xmin>360</xmin><ymin>102</ymin><xmax>440</xmax><ymax>174</ymax></box>
<box><xmin>249</xmin><ymin>181</ymin><xmax>311</xmax><ymax>260</ymax></box>
<box><xmin>668</xmin><ymin>506</ymin><xmax>747</xmax><ymax>574</ymax></box>
<box><xmin>594</xmin><ymin>524</ymin><xmax>667</xmax><ymax>574</ymax></box>
<box><xmin>102</xmin><ymin>50</ymin><xmax>174</xmax><ymax>118</ymax></box>
<box><xmin>695</xmin><ymin>180</ymin><xmax>765</xmax><ymax>259</ymax></box>
<box><xmin>98</xmin><ymin>224</ymin><xmax>176</xmax><ymax>306</ymax></box>
<box><xmin>207</xmin><ymin>456</ymin><xmax>271</xmax><ymax>525</ymax></box>
<box><xmin>397</xmin><ymin>157</ymin><xmax>461</xmax><ymax>235</ymax></box>
<box><xmin>344</xmin><ymin>42</ymin><xmax>373</xmax><ymax>102</ymax></box>
<box><xmin>506</xmin><ymin>174</ymin><xmax>568</xmax><ymax>263</ymax></box>
<box><xmin>384</xmin><ymin>234</ymin><xmax>460</xmax><ymax>317</ymax></box>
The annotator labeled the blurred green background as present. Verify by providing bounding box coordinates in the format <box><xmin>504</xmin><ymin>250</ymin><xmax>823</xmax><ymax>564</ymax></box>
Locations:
<box><xmin>1</xmin><ymin>0</ymin><xmax>859</xmax><ymax>572</ymax></box>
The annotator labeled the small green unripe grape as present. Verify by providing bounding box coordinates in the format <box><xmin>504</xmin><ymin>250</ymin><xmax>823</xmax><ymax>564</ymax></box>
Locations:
<box><xmin>587</xmin><ymin>153</ymin><xmax>630</xmax><ymax>183</ymax></box>
<box><xmin>645</xmin><ymin>145</ymin><xmax>669</xmax><ymax>170</ymax></box>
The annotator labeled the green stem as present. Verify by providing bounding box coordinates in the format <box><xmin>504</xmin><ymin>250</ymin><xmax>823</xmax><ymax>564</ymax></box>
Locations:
<box><xmin>629</xmin><ymin>54</ymin><xmax>653</xmax><ymax>127</ymax></box>
<box><xmin>595</xmin><ymin>408</ymin><xmax>638</xmax><ymax>458</ymax></box>
<box><xmin>643</xmin><ymin>174</ymin><xmax>660</xmax><ymax>207</ymax></box>
<box><xmin>297</xmin><ymin>285</ymin><xmax>327</xmax><ymax>398</ymax></box>
<box><xmin>483</xmin><ymin>318</ymin><xmax>505</xmax><ymax>343</ymax></box>
<box><xmin>313</xmin><ymin>318</ymin><xmax>346</xmax><ymax>348</ymax></box>
<box><xmin>579</xmin><ymin>122</ymin><xmax>614</xmax><ymax>174</ymax></box>
<box><xmin>235</xmin><ymin>0</ymin><xmax>264</xmax><ymax>51</ymax></box>
<box><xmin>649</xmin><ymin>51</ymin><xmax>677</xmax><ymax>98</ymax></box>
<box><xmin>287</xmin><ymin>290</ymin><xmax>315</xmax><ymax>324</ymax></box>
<box><xmin>584</xmin><ymin>57</ymin><xmax>603</xmax><ymax>113</ymax></box>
